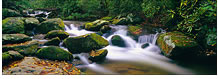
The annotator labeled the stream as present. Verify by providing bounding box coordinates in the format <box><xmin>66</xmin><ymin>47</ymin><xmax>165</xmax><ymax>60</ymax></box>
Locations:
<box><xmin>62</xmin><ymin>21</ymin><xmax>194</xmax><ymax>75</ymax></box>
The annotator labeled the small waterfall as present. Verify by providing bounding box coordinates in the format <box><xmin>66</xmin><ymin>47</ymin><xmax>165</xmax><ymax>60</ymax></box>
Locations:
<box><xmin>138</xmin><ymin>33</ymin><xmax>159</xmax><ymax>45</ymax></box>
<box><xmin>65</xmin><ymin>24</ymin><xmax>94</xmax><ymax>36</ymax></box>
<box><xmin>26</xmin><ymin>10</ymin><xmax>51</xmax><ymax>18</ymax></box>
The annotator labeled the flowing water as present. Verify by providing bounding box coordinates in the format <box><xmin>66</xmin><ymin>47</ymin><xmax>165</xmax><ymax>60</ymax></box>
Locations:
<box><xmin>27</xmin><ymin>10</ymin><xmax>51</xmax><ymax>18</ymax></box>
<box><xmin>63</xmin><ymin>23</ymin><xmax>195</xmax><ymax>75</ymax></box>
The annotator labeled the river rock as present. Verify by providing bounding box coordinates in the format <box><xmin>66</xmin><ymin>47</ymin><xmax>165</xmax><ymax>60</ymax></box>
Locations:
<box><xmin>100</xmin><ymin>25</ymin><xmax>112</xmax><ymax>33</ymax></box>
<box><xmin>84</xmin><ymin>20</ymin><xmax>110</xmax><ymax>31</ymax></box>
<box><xmin>6</xmin><ymin>51</ymin><xmax>24</xmax><ymax>61</ymax></box>
<box><xmin>2</xmin><ymin>8</ymin><xmax>22</xmax><ymax>19</ymax></box>
<box><xmin>3</xmin><ymin>40</ymin><xmax>39</xmax><ymax>56</ymax></box>
<box><xmin>112</xmin><ymin>18</ymin><xmax>128</xmax><ymax>25</ymax></box>
<box><xmin>24</xmin><ymin>18</ymin><xmax>39</xmax><ymax>30</ymax></box>
<box><xmin>89</xmin><ymin>49</ymin><xmax>108</xmax><ymax>62</ymax></box>
<box><xmin>2</xmin><ymin>17</ymin><xmax>25</xmax><ymax>34</ymax></box>
<box><xmin>36</xmin><ymin>46</ymin><xmax>73</xmax><ymax>61</ymax></box>
<box><xmin>111</xmin><ymin>35</ymin><xmax>126</xmax><ymax>47</ymax></box>
<box><xmin>141</xmin><ymin>43</ymin><xmax>150</xmax><ymax>49</ymax></box>
<box><xmin>44</xmin><ymin>37</ymin><xmax>61</xmax><ymax>46</ymax></box>
<box><xmin>3</xmin><ymin>34</ymin><xmax>32</xmax><ymax>45</ymax></box>
<box><xmin>35</xmin><ymin>18</ymin><xmax>65</xmax><ymax>34</ymax></box>
<box><xmin>2</xmin><ymin>53</ymin><xmax>12</xmax><ymax>65</ymax></box>
<box><xmin>44</xmin><ymin>30</ymin><xmax>69</xmax><ymax>40</ymax></box>
<box><xmin>63</xmin><ymin>33</ymin><xmax>109</xmax><ymax>54</ymax></box>
<box><xmin>157</xmin><ymin>31</ymin><xmax>199</xmax><ymax>59</ymax></box>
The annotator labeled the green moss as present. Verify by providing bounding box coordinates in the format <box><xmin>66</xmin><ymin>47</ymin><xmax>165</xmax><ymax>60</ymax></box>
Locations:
<box><xmin>6</xmin><ymin>51</ymin><xmax>24</xmax><ymax>60</ymax></box>
<box><xmin>2</xmin><ymin>53</ymin><xmax>12</xmax><ymax>64</ymax></box>
<box><xmin>128</xmin><ymin>25</ymin><xmax>142</xmax><ymax>35</ymax></box>
<box><xmin>2</xmin><ymin>8</ymin><xmax>22</xmax><ymax>19</ymax></box>
<box><xmin>44</xmin><ymin>30</ymin><xmax>69</xmax><ymax>40</ymax></box>
<box><xmin>84</xmin><ymin>20</ymin><xmax>110</xmax><ymax>31</ymax></box>
<box><xmin>24</xmin><ymin>18</ymin><xmax>39</xmax><ymax>30</ymax></box>
<box><xmin>36</xmin><ymin>46</ymin><xmax>73</xmax><ymax>61</ymax></box>
<box><xmin>63</xmin><ymin>33</ymin><xmax>109</xmax><ymax>54</ymax></box>
<box><xmin>101</xmin><ymin>17</ymin><xmax>113</xmax><ymax>21</ymax></box>
<box><xmin>44</xmin><ymin>37</ymin><xmax>61</xmax><ymax>46</ymax></box>
<box><xmin>89</xmin><ymin>49</ymin><xmax>108</xmax><ymax>62</ymax></box>
<box><xmin>100</xmin><ymin>25</ymin><xmax>112</xmax><ymax>33</ymax></box>
<box><xmin>112</xmin><ymin>18</ymin><xmax>128</xmax><ymax>25</ymax></box>
<box><xmin>2</xmin><ymin>40</ymin><xmax>39</xmax><ymax>56</ymax></box>
<box><xmin>2</xmin><ymin>17</ymin><xmax>25</xmax><ymax>34</ymax></box>
<box><xmin>35</xmin><ymin>18</ymin><xmax>65</xmax><ymax>34</ymax></box>
<box><xmin>2</xmin><ymin>34</ymin><xmax>32</xmax><ymax>45</ymax></box>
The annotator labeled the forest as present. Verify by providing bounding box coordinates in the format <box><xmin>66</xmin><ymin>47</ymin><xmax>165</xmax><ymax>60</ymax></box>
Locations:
<box><xmin>2</xmin><ymin>0</ymin><xmax>217</xmax><ymax>75</ymax></box>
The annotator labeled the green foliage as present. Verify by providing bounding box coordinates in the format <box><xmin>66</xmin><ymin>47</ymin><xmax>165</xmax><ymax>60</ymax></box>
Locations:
<box><xmin>168</xmin><ymin>0</ymin><xmax>217</xmax><ymax>51</ymax></box>
<box><xmin>141</xmin><ymin>0</ymin><xmax>177</xmax><ymax>18</ymax></box>
<box><xmin>108</xmin><ymin>0</ymin><xmax>142</xmax><ymax>16</ymax></box>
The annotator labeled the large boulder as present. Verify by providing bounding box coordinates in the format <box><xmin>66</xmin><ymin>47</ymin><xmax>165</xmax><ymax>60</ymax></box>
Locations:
<box><xmin>44</xmin><ymin>37</ymin><xmax>61</xmax><ymax>46</ymax></box>
<box><xmin>157</xmin><ymin>31</ymin><xmax>199</xmax><ymax>59</ymax></box>
<box><xmin>111</xmin><ymin>35</ymin><xmax>126</xmax><ymax>47</ymax></box>
<box><xmin>2</xmin><ymin>34</ymin><xmax>32</xmax><ymax>45</ymax></box>
<box><xmin>36</xmin><ymin>46</ymin><xmax>73</xmax><ymax>61</ymax></box>
<box><xmin>89</xmin><ymin>49</ymin><xmax>108</xmax><ymax>62</ymax></box>
<box><xmin>44</xmin><ymin>30</ymin><xmax>69</xmax><ymax>40</ymax></box>
<box><xmin>128</xmin><ymin>26</ymin><xmax>143</xmax><ymax>36</ymax></box>
<box><xmin>63</xmin><ymin>33</ymin><xmax>109</xmax><ymax>54</ymax></box>
<box><xmin>2</xmin><ymin>17</ymin><xmax>25</xmax><ymax>34</ymax></box>
<box><xmin>127</xmin><ymin>25</ymin><xmax>143</xmax><ymax>41</ymax></box>
<box><xmin>5</xmin><ymin>51</ymin><xmax>24</xmax><ymax>61</ymax></box>
<box><xmin>2</xmin><ymin>53</ymin><xmax>12</xmax><ymax>65</ymax></box>
<box><xmin>24</xmin><ymin>18</ymin><xmax>39</xmax><ymax>30</ymax></box>
<box><xmin>3</xmin><ymin>40</ymin><xmax>39</xmax><ymax>56</ymax></box>
<box><xmin>84</xmin><ymin>20</ymin><xmax>110</xmax><ymax>31</ymax></box>
<box><xmin>35</xmin><ymin>18</ymin><xmax>65</xmax><ymax>34</ymax></box>
<box><xmin>2</xmin><ymin>8</ymin><xmax>22</xmax><ymax>19</ymax></box>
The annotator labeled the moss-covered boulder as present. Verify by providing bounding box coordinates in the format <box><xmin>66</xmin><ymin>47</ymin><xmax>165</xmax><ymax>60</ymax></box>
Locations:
<box><xmin>6</xmin><ymin>51</ymin><xmax>24</xmax><ymax>60</ymax></box>
<box><xmin>128</xmin><ymin>26</ymin><xmax>143</xmax><ymax>36</ymax></box>
<box><xmin>44</xmin><ymin>30</ymin><xmax>69</xmax><ymax>40</ymax></box>
<box><xmin>84</xmin><ymin>20</ymin><xmax>110</xmax><ymax>31</ymax></box>
<box><xmin>157</xmin><ymin>31</ymin><xmax>199</xmax><ymax>59</ymax></box>
<box><xmin>111</xmin><ymin>35</ymin><xmax>126</xmax><ymax>47</ymax></box>
<box><xmin>44</xmin><ymin>37</ymin><xmax>61</xmax><ymax>46</ymax></box>
<box><xmin>100</xmin><ymin>25</ymin><xmax>112</xmax><ymax>33</ymax></box>
<box><xmin>35</xmin><ymin>18</ymin><xmax>65</xmax><ymax>34</ymax></box>
<box><xmin>89</xmin><ymin>49</ymin><xmax>108</xmax><ymax>62</ymax></box>
<box><xmin>2</xmin><ymin>53</ymin><xmax>12</xmax><ymax>65</ymax></box>
<box><xmin>2</xmin><ymin>17</ymin><xmax>25</xmax><ymax>34</ymax></box>
<box><xmin>36</xmin><ymin>46</ymin><xmax>73</xmax><ymax>61</ymax></box>
<box><xmin>64</xmin><ymin>33</ymin><xmax>109</xmax><ymax>54</ymax></box>
<box><xmin>3</xmin><ymin>40</ymin><xmax>39</xmax><ymax>56</ymax></box>
<box><xmin>2</xmin><ymin>8</ymin><xmax>22</xmax><ymax>19</ymax></box>
<box><xmin>3</xmin><ymin>34</ymin><xmax>32</xmax><ymax>45</ymax></box>
<box><xmin>24</xmin><ymin>18</ymin><xmax>39</xmax><ymax>30</ymax></box>
<box><xmin>112</xmin><ymin>18</ymin><xmax>128</xmax><ymax>25</ymax></box>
